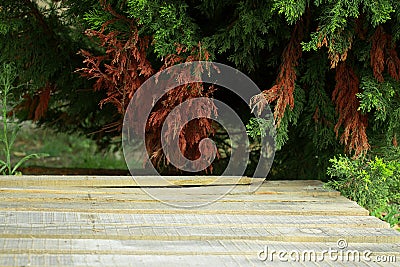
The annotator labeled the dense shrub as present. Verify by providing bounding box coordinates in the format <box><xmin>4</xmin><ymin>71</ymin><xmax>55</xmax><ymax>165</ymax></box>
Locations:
<box><xmin>326</xmin><ymin>155</ymin><xmax>399</xmax><ymax>227</ymax></box>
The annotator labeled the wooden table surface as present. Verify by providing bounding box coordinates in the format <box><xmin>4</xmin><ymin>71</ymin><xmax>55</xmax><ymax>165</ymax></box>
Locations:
<box><xmin>0</xmin><ymin>176</ymin><xmax>399</xmax><ymax>266</ymax></box>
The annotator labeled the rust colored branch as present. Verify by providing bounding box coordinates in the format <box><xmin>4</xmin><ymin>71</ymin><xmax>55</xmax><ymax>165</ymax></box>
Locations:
<box><xmin>257</xmin><ymin>19</ymin><xmax>304</xmax><ymax>127</ymax></box>
<box><xmin>332</xmin><ymin>62</ymin><xmax>370</xmax><ymax>157</ymax></box>
<box><xmin>370</xmin><ymin>26</ymin><xmax>400</xmax><ymax>82</ymax></box>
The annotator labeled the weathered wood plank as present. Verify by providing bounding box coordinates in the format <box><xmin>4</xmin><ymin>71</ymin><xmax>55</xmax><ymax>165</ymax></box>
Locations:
<box><xmin>0</xmin><ymin>177</ymin><xmax>340</xmax><ymax>197</ymax></box>
<box><xmin>0</xmin><ymin>177</ymin><xmax>321</xmax><ymax>188</ymax></box>
<box><xmin>0</xmin><ymin>184</ymin><xmax>341</xmax><ymax>197</ymax></box>
<box><xmin>1</xmin><ymin>238</ymin><xmax>398</xmax><ymax>267</ymax></box>
<box><xmin>1</xmin><ymin>239</ymin><xmax>398</xmax><ymax>256</ymax></box>
<box><xmin>264</xmin><ymin>180</ymin><xmax>325</xmax><ymax>186</ymax></box>
<box><xmin>3</xmin><ymin>254</ymin><xmax>386</xmax><ymax>267</ymax></box>
<box><xmin>0</xmin><ymin>211</ymin><xmax>389</xmax><ymax>228</ymax></box>
<box><xmin>255</xmin><ymin>182</ymin><xmax>339</xmax><ymax>196</ymax></box>
<box><xmin>0</xmin><ymin>191</ymin><xmax>352</xmax><ymax>203</ymax></box>
<box><xmin>0</xmin><ymin>239</ymin><xmax>398</xmax><ymax>266</ymax></box>
<box><xmin>0</xmin><ymin>177</ymin><xmax>399</xmax><ymax>266</ymax></box>
<box><xmin>1</xmin><ymin>223</ymin><xmax>399</xmax><ymax>243</ymax></box>
<box><xmin>0</xmin><ymin>175</ymin><xmax>254</xmax><ymax>187</ymax></box>
<box><xmin>0</xmin><ymin>199</ymin><xmax>370</xmax><ymax>216</ymax></box>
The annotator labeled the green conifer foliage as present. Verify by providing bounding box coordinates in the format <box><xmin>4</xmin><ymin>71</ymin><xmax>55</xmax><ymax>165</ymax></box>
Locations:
<box><xmin>1</xmin><ymin>0</ymin><xmax>399</xmax><ymax>177</ymax></box>
<box><xmin>0</xmin><ymin>0</ymin><xmax>116</xmax><ymax>143</ymax></box>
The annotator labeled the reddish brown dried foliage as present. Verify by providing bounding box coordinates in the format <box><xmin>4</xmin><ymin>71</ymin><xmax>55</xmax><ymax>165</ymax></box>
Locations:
<box><xmin>386</xmin><ymin>43</ymin><xmax>400</xmax><ymax>81</ymax></box>
<box><xmin>316</xmin><ymin>33</ymin><xmax>352</xmax><ymax>68</ymax></box>
<box><xmin>78</xmin><ymin>11</ymin><xmax>154</xmax><ymax>120</ymax></box>
<box><xmin>371</xmin><ymin>26</ymin><xmax>400</xmax><ymax>82</ymax></box>
<box><xmin>143</xmin><ymin>44</ymin><xmax>218</xmax><ymax>172</ymax></box>
<box><xmin>393</xmin><ymin>134</ymin><xmax>398</xmax><ymax>147</ymax></box>
<box><xmin>258</xmin><ymin>19</ymin><xmax>303</xmax><ymax>127</ymax></box>
<box><xmin>332</xmin><ymin>62</ymin><xmax>370</xmax><ymax>156</ymax></box>
<box><xmin>15</xmin><ymin>82</ymin><xmax>53</xmax><ymax>121</ymax></box>
<box><xmin>34</xmin><ymin>83</ymin><xmax>52</xmax><ymax>121</ymax></box>
<box><xmin>78</xmin><ymin>2</ymin><xmax>217</xmax><ymax>172</ymax></box>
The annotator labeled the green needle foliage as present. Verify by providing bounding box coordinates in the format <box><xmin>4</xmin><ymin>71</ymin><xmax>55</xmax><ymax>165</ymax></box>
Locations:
<box><xmin>0</xmin><ymin>63</ymin><xmax>47</xmax><ymax>175</ymax></box>
<box><xmin>326</xmin><ymin>155</ymin><xmax>399</xmax><ymax>227</ymax></box>
<box><xmin>0</xmin><ymin>0</ymin><xmax>117</xmax><ymax>146</ymax></box>
<box><xmin>1</xmin><ymin>0</ymin><xmax>400</xmax><ymax>179</ymax></box>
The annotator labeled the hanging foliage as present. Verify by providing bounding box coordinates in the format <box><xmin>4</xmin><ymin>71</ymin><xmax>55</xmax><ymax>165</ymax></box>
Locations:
<box><xmin>78</xmin><ymin>1</ymin><xmax>217</xmax><ymax>172</ymax></box>
<box><xmin>13</xmin><ymin>82</ymin><xmax>53</xmax><ymax>121</ymax></box>
<box><xmin>371</xmin><ymin>26</ymin><xmax>400</xmax><ymax>82</ymax></box>
<box><xmin>33</xmin><ymin>83</ymin><xmax>52</xmax><ymax>121</ymax></box>
<box><xmin>253</xmin><ymin>19</ymin><xmax>304</xmax><ymax>127</ymax></box>
<box><xmin>78</xmin><ymin>3</ymin><xmax>154</xmax><ymax>120</ymax></box>
<box><xmin>332</xmin><ymin>62</ymin><xmax>369</xmax><ymax>156</ymax></box>
<box><xmin>2</xmin><ymin>0</ymin><xmax>400</xmax><ymax>177</ymax></box>
<box><xmin>136</xmin><ymin>43</ymin><xmax>218</xmax><ymax>172</ymax></box>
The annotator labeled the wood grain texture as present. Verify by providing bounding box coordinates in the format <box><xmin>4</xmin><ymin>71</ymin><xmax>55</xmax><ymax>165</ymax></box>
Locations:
<box><xmin>0</xmin><ymin>176</ymin><xmax>398</xmax><ymax>266</ymax></box>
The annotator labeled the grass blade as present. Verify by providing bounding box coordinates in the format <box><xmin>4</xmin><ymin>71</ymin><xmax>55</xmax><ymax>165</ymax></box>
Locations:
<box><xmin>0</xmin><ymin>165</ymin><xmax>7</xmax><ymax>174</ymax></box>
<box><xmin>11</xmin><ymin>153</ymin><xmax>48</xmax><ymax>174</ymax></box>
<box><xmin>0</xmin><ymin>160</ymin><xmax>7</xmax><ymax>174</ymax></box>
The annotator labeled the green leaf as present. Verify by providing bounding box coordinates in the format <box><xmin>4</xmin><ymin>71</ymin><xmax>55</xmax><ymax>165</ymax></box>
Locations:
<box><xmin>0</xmin><ymin>159</ymin><xmax>7</xmax><ymax>166</ymax></box>
<box><xmin>11</xmin><ymin>153</ymin><xmax>49</xmax><ymax>174</ymax></box>
<box><xmin>272</xmin><ymin>0</ymin><xmax>307</xmax><ymax>24</ymax></box>
<box><xmin>0</xmin><ymin>164</ymin><xmax>7</xmax><ymax>174</ymax></box>
<box><xmin>0</xmin><ymin>159</ymin><xmax>8</xmax><ymax>174</ymax></box>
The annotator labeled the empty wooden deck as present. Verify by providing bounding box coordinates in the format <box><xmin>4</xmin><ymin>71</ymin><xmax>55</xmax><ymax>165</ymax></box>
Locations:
<box><xmin>0</xmin><ymin>176</ymin><xmax>399</xmax><ymax>266</ymax></box>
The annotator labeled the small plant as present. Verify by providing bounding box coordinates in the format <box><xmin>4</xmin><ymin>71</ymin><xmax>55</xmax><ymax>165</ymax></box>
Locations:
<box><xmin>246</xmin><ymin>117</ymin><xmax>274</xmax><ymax>140</ymax></box>
<box><xmin>326</xmin><ymin>155</ymin><xmax>399</xmax><ymax>228</ymax></box>
<box><xmin>0</xmin><ymin>63</ymin><xmax>47</xmax><ymax>175</ymax></box>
